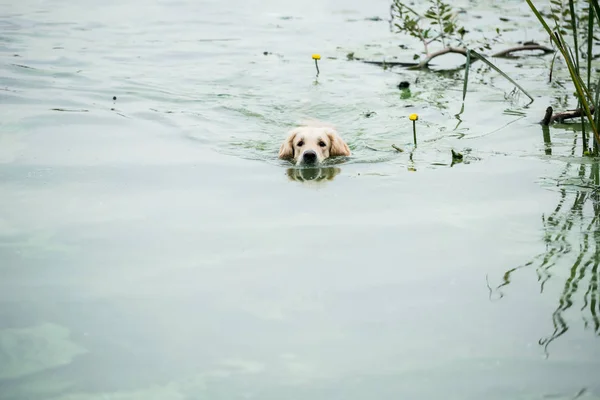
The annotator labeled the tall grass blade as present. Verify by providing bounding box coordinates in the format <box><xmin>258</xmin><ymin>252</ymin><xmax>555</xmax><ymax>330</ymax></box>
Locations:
<box><xmin>590</xmin><ymin>0</ymin><xmax>600</xmax><ymax>28</ymax></box>
<box><xmin>549</xmin><ymin>51</ymin><xmax>558</xmax><ymax>83</ymax></box>
<box><xmin>587</xmin><ymin>5</ymin><xmax>594</xmax><ymax>89</ymax></box>
<box><xmin>580</xmin><ymin>110</ymin><xmax>588</xmax><ymax>152</ymax></box>
<box><xmin>462</xmin><ymin>48</ymin><xmax>470</xmax><ymax>102</ymax></box>
<box><xmin>568</xmin><ymin>0</ymin><xmax>580</xmax><ymax>73</ymax></box>
<box><xmin>526</xmin><ymin>0</ymin><xmax>558</xmax><ymax>39</ymax></box>
<box><xmin>594</xmin><ymin>76</ymin><xmax>600</xmax><ymax>136</ymax></box>
<box><xmin>526</xmin><ymin>0</ymin><xmax>600</xmax><ymax>148</ymax></box>
<box><xmin>555</xmin><ymin>29</ymin><xmax>595</xmax><ymax>105</ymax></box>
<box><xmin>554</xmin><ymin>28</ymin><xmax>600</xmax><ymax>144</ymax></box>
<box><xmin>469</xmin><ymin>49</ymin><xmax>533</xmax><ymax>102</ymax></box>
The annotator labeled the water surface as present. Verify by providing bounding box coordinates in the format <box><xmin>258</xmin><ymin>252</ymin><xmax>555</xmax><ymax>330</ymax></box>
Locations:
<box><xmin>1</xmin><ymin>0</ymin><xmax>599</xmax><ymax>399</ymax></box>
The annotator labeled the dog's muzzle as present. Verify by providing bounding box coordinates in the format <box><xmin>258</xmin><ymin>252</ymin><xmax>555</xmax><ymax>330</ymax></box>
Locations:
<box><xmin>301</xmin><ymin>150</ymin><xmax>318</xmax><ymax>165</ymax></box>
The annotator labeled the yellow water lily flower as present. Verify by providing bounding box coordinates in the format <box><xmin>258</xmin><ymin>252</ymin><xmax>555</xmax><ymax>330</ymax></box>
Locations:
<box><xmin>409</xmin><ymin>113</ymin><xmax>418</xmax><ymax>121</ymax></box>
<box><xmin>312</xmin><ymin>54</ymin><xmax>321</xmax><ymax>60</ymax></box>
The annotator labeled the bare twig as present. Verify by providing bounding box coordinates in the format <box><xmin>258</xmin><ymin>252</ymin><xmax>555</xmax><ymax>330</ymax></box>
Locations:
<box><xmin>359</xmin><ymin>44</ymin><xmax>554</xmax><ymax>70</ymax></box>
<box><xmin>542</xmin><ymin>106</ymin><xmax>554</xmax><ymax>125</ymax></box>
<box><xmin>492</xmin><ymin>44</ymin><xmax>554</xmax><ymax>58</ymax></box>
<box><xmin>361</xmin><ymin>60</ymin><xmax>420</xmax><ymax>67</ymax></box>
<box><xmin>542</xmin><ymin>105</ymin><xmax>597</xmax><ymax>124</ymax></box>
<box><xmin>408</xmin><ymin>47</ymin><xmax>473</xmax><ymax>69</ymax></box>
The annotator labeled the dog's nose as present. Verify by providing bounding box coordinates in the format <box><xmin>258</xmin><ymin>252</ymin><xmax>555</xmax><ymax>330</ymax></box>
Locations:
<box><xmin>303</xmin><ymin>150</ymin><xmax>317</xmax><ymax>164</ymax></box>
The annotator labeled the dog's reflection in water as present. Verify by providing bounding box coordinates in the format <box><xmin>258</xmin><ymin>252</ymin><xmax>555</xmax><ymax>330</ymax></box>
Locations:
<box><xmin>286</xmin><ymin>166</ymin><xmax>341</xmax><ymax>183</ymax></box>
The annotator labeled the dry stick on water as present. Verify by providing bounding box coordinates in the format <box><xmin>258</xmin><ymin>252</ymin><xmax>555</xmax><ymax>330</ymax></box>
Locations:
<box><xmin>542</xmin><ymin>106</ymin><xmax>554</xmax><ymax>126</ymax></box>
<box><xmin>360</xmin><ymin>44</ymin><xmax>554</xmax><ymax>69</ymax></box>
<box><xmin>409</xmin><ymin>45</ymin><xmax>553</xmax><ymax>69</ymax></box>
<box><xmin>541</xmin><ymin>106</ymin><xmax>597</xmax><ymax>125</ymax></box>
<box><xmin>491</xmin><ymin>44</ymin><xmax>555</xmax><ymax>58</ymax></box>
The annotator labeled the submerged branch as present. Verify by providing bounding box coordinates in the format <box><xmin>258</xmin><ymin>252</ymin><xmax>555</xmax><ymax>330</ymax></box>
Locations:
<box><xmin>541</xmin><ymin>106</ymin><xmax>597</xmax><ymax>125</ymax></box>
<box><xmin>542</xmin><ymin>106</ymin><xmax>554</xmax><ymax>125</ymax></box>
<box><xmin>359</xmin><ymin>44</ymin><xmax>554</xmax><ymax>70</ymax></box>
<box><xmin>408</xmin><ymin>47</ymin><xmax>473</xmax><ymax>69</ymax></box>
<box><xmin>491</xmin><ymin>44</ymin><xmax>554</xmax><ymax>58</ymax></box>
<box><xmin>360</xmin><ymin>60</ymin><xmax>420</xmax><ymax>68</ymax></box>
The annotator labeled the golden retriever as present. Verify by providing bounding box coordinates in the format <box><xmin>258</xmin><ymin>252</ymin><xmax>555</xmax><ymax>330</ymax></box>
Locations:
<box><xmin>278</xmin><ymin>125</ymin><xmax>351</xmax><ymax>166</ymax></box>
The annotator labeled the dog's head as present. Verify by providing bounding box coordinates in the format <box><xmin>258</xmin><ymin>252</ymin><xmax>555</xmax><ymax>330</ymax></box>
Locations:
<box><xmin>278</xmin><ymin>126</ymin><xmax>351</xmax><ymax>166</ymax></box>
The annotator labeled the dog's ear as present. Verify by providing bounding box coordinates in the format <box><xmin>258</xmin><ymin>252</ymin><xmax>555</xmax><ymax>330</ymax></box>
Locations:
<box><xmin>279</xmin><ymin>130</ymin><xmax>297</xmax><ymax>160</ymax></box>
<box><xmin>327</xmin><ymin>130</ymin><xmax>351</xmax><ymax>157</ymax></box>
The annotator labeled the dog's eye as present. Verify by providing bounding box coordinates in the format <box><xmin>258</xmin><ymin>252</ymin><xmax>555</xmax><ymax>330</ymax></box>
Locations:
<box><xmin>319</xmin><ymin>141</ymin><xmax>326</xmax><ymax>147</ymax></box>
<box><xmin>297</xmin><ymin>141</ymin><xmax>304</xmax><ymax>147</ymax></box>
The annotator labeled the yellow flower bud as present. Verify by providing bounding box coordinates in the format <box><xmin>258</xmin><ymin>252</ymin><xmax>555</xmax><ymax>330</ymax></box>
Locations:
<box><xmin>409</xmin><ymin>113</ymin><xmax>418</xmax><ymax>121</ymax></box>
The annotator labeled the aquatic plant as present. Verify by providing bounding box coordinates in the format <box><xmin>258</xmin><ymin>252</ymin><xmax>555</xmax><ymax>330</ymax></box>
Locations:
<box><xmin>527</xmin><ymin>0</ymin><xmax>600</xmax><ymax>155</ymax></box>
<box><xmin>387</xmin><ymin>0</ymin><xmax>552</xmax><ymax>67</ymax></box>
<box><xmin>312</xmin><ymin>53</ymin><xmax>321</xmax><ymax>77</ymax></box>
<box><xmin>391</xmin><ymin>0</ymin><xmax>467</xmax><ymax>58</ymax></box>
<box><xmin>490</xmin><ymin>138</ymin><xmax>600</xmax><ymax>357</ymax></box>
<box><xmin>364</xmin><ymin>0</ymin><xmax>546</xmax><ymax>106</ymax></box>
<box><xmin>409</xmin><ymin>113</ymin><xmax>418</xmax><ymax>145</ymax></box>
<box><xmin>377</xmin><ymin>0</ymin><xmax>600</xmax><ymax>155</ymax></box>
<box><xmin>492</xmin><ymin>0</ymin><xmax>600</xmax><ymax>355</ymax></box>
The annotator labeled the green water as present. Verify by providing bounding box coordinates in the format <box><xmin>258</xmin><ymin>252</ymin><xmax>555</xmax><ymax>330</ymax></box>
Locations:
<box><xmin>0</xmin><ymin>0</ymin><xmax>599</xmax><ymax>398</ymax></box>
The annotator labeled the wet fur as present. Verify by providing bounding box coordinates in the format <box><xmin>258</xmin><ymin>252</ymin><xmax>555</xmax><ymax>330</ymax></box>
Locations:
<box><xmin>278</xmin><ymin>123</ymin><xmax>351</xmax><ymax>165</ymax></box>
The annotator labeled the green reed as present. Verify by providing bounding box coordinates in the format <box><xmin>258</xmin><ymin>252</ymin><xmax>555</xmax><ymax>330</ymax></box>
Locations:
<box><xmin>526</xmin><ymin>0</ymin><xmax>600</xmax><ymax>155</ymax></box>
